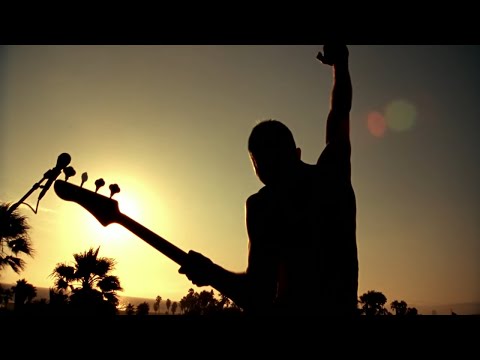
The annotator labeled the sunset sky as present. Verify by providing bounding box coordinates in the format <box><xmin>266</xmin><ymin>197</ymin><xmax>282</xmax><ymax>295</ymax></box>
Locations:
<box><xmin>1</xmin><ymin>45</ymin><xmax>479</xmax><ymax>313</ymax></box>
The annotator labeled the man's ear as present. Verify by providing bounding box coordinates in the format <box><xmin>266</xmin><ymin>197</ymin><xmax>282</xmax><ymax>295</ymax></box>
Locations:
<box><xmin>296</xmin><ymin>147</ymin><xmax>301</xmax><ymax>160</ymax></box>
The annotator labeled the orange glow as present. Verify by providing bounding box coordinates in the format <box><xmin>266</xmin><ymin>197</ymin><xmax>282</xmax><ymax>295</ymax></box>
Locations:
<box><xmin>83</xmin><ymin>190</ymin><xmax>142</xmax><ymax>247</ymax></box>
<box><xmin>367</xmin><ymin>111</ymin><xmax>386</xmax><ymax>137</ymax></box>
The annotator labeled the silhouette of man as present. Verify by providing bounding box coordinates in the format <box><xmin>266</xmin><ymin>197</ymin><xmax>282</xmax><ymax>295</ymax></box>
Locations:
<box><xmin>179</xmin><ymin>44</ymin><xmax>358</xmax><ymax>316</ymax></box>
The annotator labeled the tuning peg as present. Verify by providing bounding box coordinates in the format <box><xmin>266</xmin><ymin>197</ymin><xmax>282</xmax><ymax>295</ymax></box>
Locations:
<box><xmin>63</xmin><ymin>166</ymin><xmax>76</xmax><ymax>182</ymax></box>
<box><xmin>80</xmin><ymin>172</ymin><xmax>88</xmax><ymax>188</ymax></box>
<box><xmin>109</xmin><ymin>184</ymin><xmax>120</xmax><ymax>198</ymax></box>
<box><xmin>95</xmin><ymin>178</ymin><xmax>105</xmax><ymax>193</ymax></box>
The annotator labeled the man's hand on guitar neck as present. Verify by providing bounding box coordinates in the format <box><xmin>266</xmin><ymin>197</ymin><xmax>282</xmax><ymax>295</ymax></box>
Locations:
<box><xmin>179</xmin><ymin>250</ymin><xmax>218</xmax><ymax>287</ymax></box>
<box><xmin>179</xmin><ymin>250</ymin><xmax>250</xmax><ymax>310</ymax></box>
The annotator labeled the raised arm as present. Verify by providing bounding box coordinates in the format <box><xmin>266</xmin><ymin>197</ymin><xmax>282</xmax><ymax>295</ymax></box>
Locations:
<box><xmin>317</xmin><ymin>44</ymin><xmax>352</xmax><ymax>145</ymax></box>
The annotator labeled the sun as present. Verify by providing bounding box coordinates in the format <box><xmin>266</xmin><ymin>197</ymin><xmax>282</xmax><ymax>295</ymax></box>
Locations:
<box><xmin>57</xmin><ymin>179</ymin><xmax>144</xmax><ymax>251</ymax></box>
<box><xmin>87</xmin><ymin>190</ymin><xmax>143</xmax><ymax>247</ymax></box>
<box><xmin>56</xmin><ymin>166</ymin><xmax>173</xmax><ymax>267</ymax></box>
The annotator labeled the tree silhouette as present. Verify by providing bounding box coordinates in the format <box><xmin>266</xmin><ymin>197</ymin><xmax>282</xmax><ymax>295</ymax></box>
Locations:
<box><xmin>179</xmin><ymin>288</ymin><xmax>243</xmax><ymax>316</ymax></box>
<box><xmin>125</xmin><ymin>303</ymin><xmax>135</xmax><ymax>315</ymax></box>
<box><xmin>11</xmin><ymin>278</ymin><xmax>37</xmax><ymax>312</ymax></box>
<box><xmin>179</xmin><ymin>288</ymin><xmax>209</xmax><ymax>315</ymax></box>
<box><xmin>48</xmin><ymin>287</ymin><xmax>69</xmax><ymax>314</ymax></box>
<box><xmin>390</xmin><ymin>300</ymin><xmax>408</xmax><ymax>316</ymax></box>
<box><xmin>218</xmin><ymin>293</ymin><xmax>230</xmax><ymax>309</ymax></box>
<box><xmin>50</xmin><ymin>246</ymin><xmax>123</xmax><ymax>315</ymax></box>
<box><xmin>0</xmin><ymin>202</ymin><xmax>34</xmax><ymax>274</ymax></box>
<box><xmin>359</xmin><ymin>290</ymin><xmax>390</xmax><ymax>316</ymax></box>
<box><xmin>153</xmin><ymin>295</ymin><xmax>161</xmax><ymax>314</ymax></box>
<box><xmin>166</xmin><ymin>298</ymin><xmax>171</xmax><ymax>314</ymax></box>
<box><xmin>406</xmin><ymin>307</ymin><xmax>418</xmax><ymax>316</ymax></box>
<box><xmin>0</xmin><ymin>285</ymin><xmax>13</xmax><ymax>310</ymax></box>
<box><xmin>391</xmin><ymin>299</ymin><xmax>419</xmax><ymax>316</ymax></box>
<box><xmin>171</xmin><ymin>301</ymin><xmax>178</xmax><ymax>315</ymax></box>
<box><xmin>136</xmin><ymin>301</ymin><xmax>149</xmax><ymax>315</ymax></box>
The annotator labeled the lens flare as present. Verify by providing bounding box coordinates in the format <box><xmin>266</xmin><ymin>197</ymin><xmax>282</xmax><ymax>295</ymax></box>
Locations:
<box><xmin>385</xmin><ymin>99</ymin><xmax>416</xmax><ymax>132</ymax></box>
<box><xmin>367</xmin><ymin>111</ymin><xmax>386</xmax><ymax>138</ymax></box>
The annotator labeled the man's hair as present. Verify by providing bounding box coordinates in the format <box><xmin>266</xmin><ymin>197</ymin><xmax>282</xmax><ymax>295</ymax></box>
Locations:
<box><xmin>248</xmin><ymin>119</ymin><xmax>296</xmax><ymax>155</ymax></box>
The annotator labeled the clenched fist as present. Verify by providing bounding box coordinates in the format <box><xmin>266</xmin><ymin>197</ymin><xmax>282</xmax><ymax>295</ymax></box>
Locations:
<box><xmin>317</xmin><ymin>44</ymin><xmax>349</xmax><ymax>66</ymax></box>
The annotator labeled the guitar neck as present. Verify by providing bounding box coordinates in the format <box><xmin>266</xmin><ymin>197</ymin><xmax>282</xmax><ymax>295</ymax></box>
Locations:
<box><xmin>54</xmin><ymin>177</ymin><xmax>234</xmax><ymax>302</ymax></box>
<box><xmin>117</xmin><ymin>213</ymin><xmax>187</xmax><ymax>266</ymax></box>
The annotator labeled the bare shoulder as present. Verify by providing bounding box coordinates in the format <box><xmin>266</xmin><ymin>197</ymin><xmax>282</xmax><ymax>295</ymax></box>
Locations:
<box><xmin>247</xmin><ymin>186</ymin><xmax>274</xmax><ymax>211</ymax></box>
<box><xmin>247</xmin><ymin>188</ymin><xmax>265</xmax><ymax>206</ymax></box>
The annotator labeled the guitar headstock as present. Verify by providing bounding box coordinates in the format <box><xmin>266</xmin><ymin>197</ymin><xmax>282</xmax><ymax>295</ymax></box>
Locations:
<box><xmin>54</xmin><ymin>178</ymin><xmax>121</xmax><ymax>226</ymax></box>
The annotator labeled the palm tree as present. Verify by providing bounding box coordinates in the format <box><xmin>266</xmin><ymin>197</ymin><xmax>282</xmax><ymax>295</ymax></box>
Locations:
<box><xmin>153</xmin><ymin>295</ymin><xmax>162</xmax><ymax>314</ymax></box>
<box><xmin>11</xmin><ymin>278</ymin><xmax>37</xmax><ymax>311</ymax></box>
<box><xmin>166</xmin><ymin>298</ymin><xmax>171</xmax><ymax>314</ymax></box>
<box><xmin>0</xmin><ymin>202</ymin><xmax>34</xmax><ymax>274</ymax></box>
<box><xmin>50</xmin><ymin>246</ymin><xmax>123</xmax><ymax>314</ymax></box>
<box><xmin>171</xmin><ymin>301</ymin><xmax>178</xmax><ymax>315</ymax></box>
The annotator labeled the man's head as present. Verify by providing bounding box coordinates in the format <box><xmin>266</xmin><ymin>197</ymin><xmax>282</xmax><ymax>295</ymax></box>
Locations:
<box><xmin>248</xmin><ymin>119</ymin><xmax>301</xmax><ymax>186</ymax></box>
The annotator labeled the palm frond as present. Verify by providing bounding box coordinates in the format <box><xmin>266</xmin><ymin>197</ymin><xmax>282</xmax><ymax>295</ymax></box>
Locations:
<box><xmin>54</xmin><ymin>278</ymin><xmax>71</xmax><ymax>292</ymax></box>
<box><xmin>51</xmin><ymin>263</ymin><xmax>76</xmax><ymax>281</ymax></box>
<box><xmin>8</xmin><ymin>237</ymin><xmax>34</xmax><ymax>257</ymax></box>
<box><xmin>103</xmin><ymin>292</ymin><xmax>120</xmax><ymax>306</ymax></box>
<box><xmin>0</xmin><ymin>202</ymin><xmax>31</xmax><ymax>239</ymax></box>
<box><xmin>2</xmin><ymin>255</ymin><xmax>26</xmax><ymax>273</ymax></box>
<box><xmin>97</xmin><ymin>275</ymin><xmax>123</xmax><ymax>293</ymax></box>
<box><xmin>74</xmin><ymin>247</ymin><xmax>101</xmax><ymax>279</ymax></box>
<box><xmin>94</xmin><ymin>257</ymin><xmax>116</xmax><ymax>277</ymax></box>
